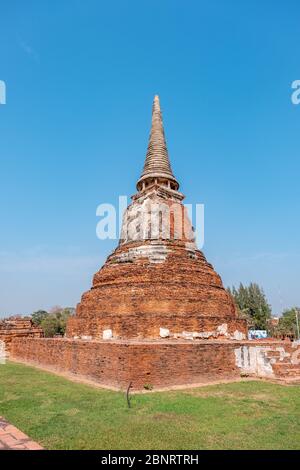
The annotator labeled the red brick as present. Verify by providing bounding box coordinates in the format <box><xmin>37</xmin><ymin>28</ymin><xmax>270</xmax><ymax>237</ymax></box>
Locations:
<box><xmin>4</xmin><ymin>425</ymin><xmax>28</xmax><ymax>440</ymax></box>
<box><xmin>0</xmin><ymin>433</ymin><xmax>19</xmax><ymax>447</ymax></box>
<box><xmin>0</xmin><ymin>317</ymin><xmax>42</xmax><ymax>352</ymax></box>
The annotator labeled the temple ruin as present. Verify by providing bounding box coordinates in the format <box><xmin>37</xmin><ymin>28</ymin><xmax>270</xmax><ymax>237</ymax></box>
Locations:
<box><xmin>10</xmin><ymin>96</ymin><xmax>300</xmax><ymax>389</ymax></box>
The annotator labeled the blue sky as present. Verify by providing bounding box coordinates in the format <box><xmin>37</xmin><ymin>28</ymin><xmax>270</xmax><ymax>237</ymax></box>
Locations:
<box><xmin>0</xmin><ymin>0</ymin><xmax>299</xmax><ymax>316</ymax></box>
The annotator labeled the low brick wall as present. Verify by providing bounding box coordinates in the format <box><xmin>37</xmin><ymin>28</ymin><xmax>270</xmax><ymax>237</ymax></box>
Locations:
<box><xmin>10</xmin><ymin>338</ymin><xmax>300</xmax><ymax>390</ymax></box>
<box><xmin>11</xmin><ymin>338</ymin><xmax>240</xmax><ymax>390</ymax></box>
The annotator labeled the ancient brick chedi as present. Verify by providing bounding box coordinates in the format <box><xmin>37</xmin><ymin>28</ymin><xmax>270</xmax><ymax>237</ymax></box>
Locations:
<box><xmin>67</xmin><ymin>95</ymin><xmax>247</xmax><ymax>341</ymax></box>
<box><xmin>11</xmin><ymin>96</ymin><xmax>300</xmax><ymax>390</ymax></box>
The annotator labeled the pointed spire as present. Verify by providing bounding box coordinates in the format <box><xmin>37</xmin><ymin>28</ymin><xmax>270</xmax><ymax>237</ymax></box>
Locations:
<box><xmin>137</xmin><ymin>95</ymin><xmax>179</xmax><ymax>191</ymax></box>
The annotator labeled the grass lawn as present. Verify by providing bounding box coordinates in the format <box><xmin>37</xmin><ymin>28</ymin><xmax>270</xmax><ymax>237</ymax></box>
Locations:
<box><xmin>0</xmin><ymin>361</ymin><xmax>299</xmax><ymax>450</ymax></box>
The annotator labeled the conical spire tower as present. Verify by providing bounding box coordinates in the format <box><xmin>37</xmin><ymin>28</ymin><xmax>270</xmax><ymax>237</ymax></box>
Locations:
<box><xmin>67</xmin><ymin>94</ymin><xmax>244</xmax><ymax>349</ymax></box>
<box><xmin>137</xmin><ymin>95</ymin><xmax>179</xmax><ymax>192</ymax></box>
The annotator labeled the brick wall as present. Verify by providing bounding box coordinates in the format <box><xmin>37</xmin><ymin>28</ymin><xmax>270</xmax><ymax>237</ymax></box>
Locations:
<box><xmin>11</xmin><ymin>338</ymin><xmax>300</xmax><ymax>390</ymax></box>
<box><xmin>0</xmin><ymin>318</ymin><xmax>43</xmax><ymax>352</ymax></box>
<box><xmin>11</xmin><ymin>338</ymin><xmax>240</xmax><ymax>390</ymax></box>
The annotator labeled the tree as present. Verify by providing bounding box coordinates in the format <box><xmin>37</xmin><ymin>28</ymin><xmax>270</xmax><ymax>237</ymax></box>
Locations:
<box><xmin>228</xmin><ymin>283</ymin><xmax>272</xmax><ymax>329</ymax></box>
<box><xmin>40</xmin><ymin>315</ymin><xmax>60</xmax><ymax>338</ymax></box>
<box><xmin>276</xmin><ymin>308</ymin><xmax>300</xmax><ymax>339</ymax></box>
<box><xmin>31</xmin><ymin>306</ymin><xmax>75</xmax><ymax>337</ymax></box>
<box><xmin>54</xmin><ymin>307</ymin><xmax>75</xmax><ymax>335</ymax></box>
<box><xmin>31</xmin><ymin>310</ymin><xmax>48</xmax><ymax>326</ymax></box>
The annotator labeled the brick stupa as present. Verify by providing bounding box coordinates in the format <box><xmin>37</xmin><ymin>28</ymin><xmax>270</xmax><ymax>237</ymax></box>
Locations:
<box><xmin>67</xmin><ymin>95</ymin><xmax>247</xmax><ymax>342</ymax></box>
<box><xmin>11</xmin><ymin>97</ymin><xmax>300</xmax><ymax>390</ymax></box>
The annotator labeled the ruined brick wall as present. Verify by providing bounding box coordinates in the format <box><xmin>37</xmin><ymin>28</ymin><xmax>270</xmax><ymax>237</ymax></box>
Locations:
<box><xmin>234</xmin><ymin>341</ymin><xmax>300</xmax><ymax>380</ymax></box>
<box><xmin>0</xmin><ymin>318</ymin><xmax>43</xmax><ymax>352</ymax></box>
<box><xmin>11</xmin><ymin>338</ymin><xmax>240</xmax><ymax>390</ymax></box>
<box><xmin>11</xmin><ymin>338</ymin><xmax>300</xmax><ymax>390</ymax></box>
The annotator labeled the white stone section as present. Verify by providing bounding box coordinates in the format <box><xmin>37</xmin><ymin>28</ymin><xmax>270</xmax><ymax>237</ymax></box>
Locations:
<box><xmin>121</xmin><ymin>198</ymin><xmax>171</xmax><ymax>243</ymax></box>
<box><xmin>193</xmin><ymin>331</ymin><xmax>215</xmax><ymax>339</ymax></box>
<box><xmin>217</xmin><ymin>323</ymin><xmax>228</xmax><ymax>336</ymax></box>
<box><xmin>276</xmin><ymin>346</ymin><xmax>290</xmax><ymax>362</ymax></box>
<box><xmin>102</xmin><ymin>329</ymin><xmax>113</xmax><ymax>340</ymax></box>
<box><xmin>81</xmin><ymin>335</ymin><xmax>92</xmax><ymax>340</ymax></box>
<box><xmin>232</xmin><ymin>330</ymin><xmax>246</xmax><ymax>340</ymax></box>
<box><xmin>182</xmin><ymin>331</ymin><xmax>194</xmax><ymax>340</ymax></box>
<box><xmin>128</xmin><ymin>244</ymin><xmax>169</xmax><ymax>263</ymax></box>
<box><xmin>155</xmin><ymin>324</ymin><xmax>247</xmax><ymax>341</ymax></box>
<box><xmin>0</xmin><ymin>340</ymin><xmax>6</xmax><ymax>364</ymax></box>
<box><xmin>120</xmin><ymin>196</ymin><xmax>196</xmax><ymax>247</ymax></box>
<box><xmin>291</xmin><ymin>348</ymin><xmax>300</xmax><ymax>364</ymax></box>
<box><xmin>185</xmin><ymin>242</ymin><xmax>197</xmax><ymax>259</ymax></box>
<box><xmin>234</xmin><ymin>346</ymin><xmax>291</xmax><ymax>377</ymax></box>
<box><xmin>168</xmin><ymin>324</ymin><xmax>246</xmax><ymax>341</ymax></box>
<box><xmin>159</xmin><ymin>328</ymin><xmax>170</xmax><ymax>338</ymax></box>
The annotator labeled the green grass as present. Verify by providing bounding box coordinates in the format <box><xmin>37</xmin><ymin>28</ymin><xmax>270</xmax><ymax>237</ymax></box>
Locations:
<box><xmin>0</xmin><ymin>361</ymin><xmax>300</xmax><ymax>449</ymax></box>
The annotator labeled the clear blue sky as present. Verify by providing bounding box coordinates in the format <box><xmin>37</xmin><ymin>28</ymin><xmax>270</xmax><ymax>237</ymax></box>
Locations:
<box><xmin>0</xmin><ymin>0</ymin><xmax>299</xmax><ymax>316</ymax></box>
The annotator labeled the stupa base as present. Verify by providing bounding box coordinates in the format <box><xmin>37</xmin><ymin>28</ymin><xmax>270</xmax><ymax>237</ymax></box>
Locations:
<box><xmin>66</xmin><ymin>314</ymin><xmax>247</xmax><ymax>341</ymax></box>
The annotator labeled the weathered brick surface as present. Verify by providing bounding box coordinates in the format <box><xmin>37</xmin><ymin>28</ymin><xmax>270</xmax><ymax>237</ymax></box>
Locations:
<box><xmin>0</xmin><ymin>317</ymin><xmax>43</xmax><ymax>352</ymax></box>
<box><xmin>11</xmin><ymin>338</ymin><xmax>300</xmax><ymax>389</ymax></box>
<box><xmin>68</xmin><ymin>239</ymin><xmax>247</xmax><ymax>340</ymax></box>
<box><xmin>234</xmin><ymin>341</ymin><xmax>300</xmax><ymax>380</ymax></box>
<box><xmin>11</xmin><ymin>338</ymin><xmax>240</xmax><ymax>390</ymax></box>
<box><xmin>67</xmin><ymin>313</ymin><xmax>247</xmax><ymax>340</ymax></box>
<box><xmin>77</xmin><ymin>240</ymin><xmax>237</xmax><ymax>317</ymax></box>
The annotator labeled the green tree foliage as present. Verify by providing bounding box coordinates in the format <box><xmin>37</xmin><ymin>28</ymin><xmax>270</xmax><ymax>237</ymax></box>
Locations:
<box><xmin>31</xmin><ymin>307</ymin><xmax>74</xmax><ymax>337</ymax></box>
<box><xmin>40</xmin><ymin>315</ymin><xmax>60</xmax><ymax>338</ymax></box>
<box><xmin>276</xmin><ymin>308</ymin><xmax>300</xmax><ymax>338</ymax></box>
<box><xmin>31</xmin><ymin>310</ymin><xmax>48</xmax><ymax>326</ymax></box>
<box><xmin>228</xmin><ymin>283</ymin><xmax>272</xmax><ymax>329</ymax></box>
